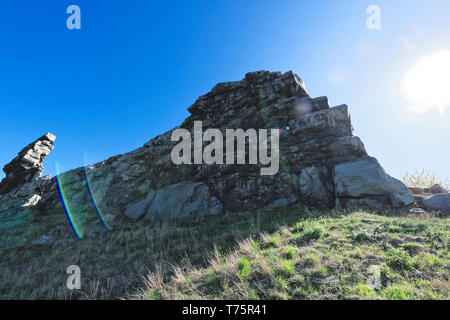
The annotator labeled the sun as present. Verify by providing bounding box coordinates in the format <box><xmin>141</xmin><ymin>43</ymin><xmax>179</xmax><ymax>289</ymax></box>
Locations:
<box><xmin>401</xmin><ymin>50</ymin><xmax>450</xmax><ymax>115</ymax></box>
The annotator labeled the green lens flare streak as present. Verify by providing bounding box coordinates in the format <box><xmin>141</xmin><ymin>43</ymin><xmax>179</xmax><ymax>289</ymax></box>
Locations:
<box><xmin>55</xmin><ymin>174</ymin><xmax>83</xmax><ymax>239</ymax></box>
<box><xmin>83</xmin><ymin>166</ymin><xmax>111</xmax><ymax>231</ymax></box>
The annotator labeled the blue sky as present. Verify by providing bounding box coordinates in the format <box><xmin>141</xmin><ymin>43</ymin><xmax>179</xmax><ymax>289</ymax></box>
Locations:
<box><xmin>1</xmin><ymin>0</ymin><xmax>450</xmax><ymax>181</ymax></box>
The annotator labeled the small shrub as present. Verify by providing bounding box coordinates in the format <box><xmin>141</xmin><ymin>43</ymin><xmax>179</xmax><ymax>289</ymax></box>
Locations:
<box><xmin>386</xmin><ymin>248</ymin><xmax>413</xmax><ymax>271</ymax></box>
<box><xmin>238</xmin><ymin>257</ymin><xmax>251</xmax><ymax>278</ymax></box>
<box><xmin>426</xmin><ymin>228</ymin><xmax>450</xmax><ymax>249</ymax></box>
<box><xmin>303</xmin><ymin>253</ymin><xmax>321</xmax><ymax>267</ymax></box>
<box><xmin>385</xmin><ymin>224</ymin><xmax>403</xmax><ymax>233</ymax></box>
<box><xmin>263</xmin><ymin>236</ymin><xmax>278</xmax><ymax>248</ymax></box>
<box><xmin>204</xmin><ymin>273</ymin><xmax>220</xmax><ymax>291</ymax></box>
<box><xmin>251</xmin><ymin>240</ymin><xmax>261</xmax><ymax>252</ymax></box>
<box><xmin>400</xmin><ymin>242</ymin><xmax>422</xmax><ymax>255</ymax></box>
<box><xmin>185</xmin><ymin>276</ymin><xmax>194</xmax><ymax>287</ymax></box>
<box><xmin>275</xmin><ymin>276</ymin><xmax>289</xmax><ymax>292</ymax></box>
<box><xmin>147</xmin><ymin>291</ymin><xmax>161</xmax><ymax>300</ymax></box>
<box><xmin>352</xmin><ymin>231</ymin><xmax>371</xmax><ymax>242</ymax></box>
<box><xmin>282</xmin><ymin>259</ymin><xmax>295</xmax><ymax>276</ymax></box>
<box><xmin>292</xmin><ymin>221</ymin><xmax>307</xmax><ymax>233</ymax></box>
<box><xmin>381</xmin><ymin>283</ymin><xmax>415</xmax><ymax>300</ymax></box>
<box><xmin>284</xmin><ymin>247</ymin><xmax>295</xmax><ymax>259</ymax></box>
<box><xmin>353</xmin><ymin>283</ymin><xmax>378</xmax><ymax>299</ymax></box>
<box><xmin>301</xmin><ymin>227</ymin><xmax>324</xmax><ymax>241</ymax></box>
<box><xmin>349</xmin><ymin>247</ymin><xmax>364</xmax><ymax>259</ymax></box>
<box><xmin>414</xmin><ymin>253</ymin><xmax>443</xmax><ymax>271</ymax></box>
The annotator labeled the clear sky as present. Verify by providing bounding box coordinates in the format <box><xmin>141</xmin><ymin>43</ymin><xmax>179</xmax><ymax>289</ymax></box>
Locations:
<box><xmin>1</xmin><ymin>0</ymin><xmax>450</xmax><ymax>181</ymax></box>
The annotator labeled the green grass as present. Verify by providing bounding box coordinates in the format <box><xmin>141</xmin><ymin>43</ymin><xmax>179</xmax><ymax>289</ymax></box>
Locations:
<box><xmin>0</xmin><ymin>206</ymin><xmax>449</xmax><ymax>300</ymax></box>
<box><xmin>238</xmin><ymin>257</ymin><xmax>251</xmax><ymax>278</ymax></box>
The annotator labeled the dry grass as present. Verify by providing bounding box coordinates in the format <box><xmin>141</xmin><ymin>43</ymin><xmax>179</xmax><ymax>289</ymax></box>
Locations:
<box><xmin>133</xmin><ymin>211</ymin><xmax>450</xmax><ymax>300</ymax></box>
<box><xmin>403</xmin><ymin>168</ymin><xmax>450</xmax><ymax>189</ymax></box>
<box><xmin>0</xmin><ymin>207</ymin><xmax>449</xmax><ymax>300</ymax></box>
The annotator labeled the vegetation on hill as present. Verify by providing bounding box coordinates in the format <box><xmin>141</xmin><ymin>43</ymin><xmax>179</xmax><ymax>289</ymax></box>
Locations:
<box><xmin>0</xmin><ymin>207</ymin><xmax>448</xmax><ymax>300</ymax></box>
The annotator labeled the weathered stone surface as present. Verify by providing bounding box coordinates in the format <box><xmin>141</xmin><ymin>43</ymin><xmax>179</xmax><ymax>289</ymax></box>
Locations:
<box><xmin>0</xmin><ymin>70</ymin><xmax>416</xmax><ymax>227</ymax></box>
<box><xmin>335</xmin><ymin>157</ymin><xmax>414</xmax><ymax>209</ymax></box>
<box><xmin>145</xmin><ymin>181</ymin><xmax>222</xmax><ymax>221</ymax></box>
<box><xmin>0</xmin><ymin>133</ymin><xmax>55</xmax><ymax>195</ymax></box>
<box><xmin>422</xmin><ymin>193</ymin><xmax>450</xmax><ymax>213</ymax></box>
<box><xmin>299</xmin><ymin>166</ymin><xmax>334</xmax><ymax>208</ymax></box>
<box><xmin>33</xmin><ymin>235</ymin><xmax>54</xmax><ymax>245</ymax></box>
<box><xmin>124</xmin><ymin>190</ymin><xmax>156</xmax><ymax>220</ymax></box>
<box><xmin>430</xmin><ymin>184</ymin><xmax>448</xmax><ymax>194</ymax></box>
<box><xmin>311</xmin><ymin>96</ymin><xmax>329</xmax><ymax>111</ymax></box>
<box><xmin>409</xmin><ymin>184</ymin><xmax>448</xmax><ymax>195</ymax></box>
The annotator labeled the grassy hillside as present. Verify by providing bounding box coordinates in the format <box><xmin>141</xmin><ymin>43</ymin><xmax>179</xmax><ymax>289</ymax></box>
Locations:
<box><xmin>0</xmin><ymin>207</ymin><xmax>448</xmax><ymax>300</ymax></box>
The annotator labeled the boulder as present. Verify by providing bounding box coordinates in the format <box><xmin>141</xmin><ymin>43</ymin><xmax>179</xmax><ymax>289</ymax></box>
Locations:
<box><xmin>422</xmin><ymin>193</ymin><xmax>450</xmax><ymax>213</ymax></box>
<box><xmin>145</xmin><ymin>181</ymin><xmax>222</xmax><ymax>221</ymax></box>
<box><xmin>430</xmin><ymin>184</ymin><xmax>448</xmax><ymax>194</ymax></box>
<box><xmin>335</xmin><ymin>157</ymin><xmax>414</xmax><ymax>209</ymax></box>
<box><xmin>409</xmin><ymin>184</ymin><xmax>448</xmax><ymax>195</ymax></box>
<box><xmin>124</xmin><ymin>190</ymin><xmax>156</xmax><ymax>221</ymax></box>
<box><xmin>299</xmin><ymin>166</ymin><xmax>334</xmax><ymax>208</ymax></box>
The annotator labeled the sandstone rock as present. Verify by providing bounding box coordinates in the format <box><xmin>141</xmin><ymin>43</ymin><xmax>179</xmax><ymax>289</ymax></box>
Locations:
<box><xmin>335</xmin><ymin>157</ymin><xmax>414</xmax><ymax>209</ymax></box>
<box><xmin>422</xmin><ymin>193</ymin><xmax>450</xmax><ymax>213</ymax></box>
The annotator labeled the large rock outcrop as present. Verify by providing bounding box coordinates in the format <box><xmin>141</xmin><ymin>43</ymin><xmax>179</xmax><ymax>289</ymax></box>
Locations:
<box><xmin>0</xmin><ymin>133</ymin><xmax>55</xmax><ymax>215</ymax></box>
<box><xmin>0</xmin><ymin>133</ymin><xmax>55</xmax><ymax>195</ymax></box>
<box><xmin>0</xmin><ymin>71</ymin><xmax>414</xmax><ymax>225</ymax></box>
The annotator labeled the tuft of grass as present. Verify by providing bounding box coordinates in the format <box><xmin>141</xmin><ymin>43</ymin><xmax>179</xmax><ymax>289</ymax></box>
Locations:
<box><xmin>301</xmin><ymin>226</ymin><xmax>324</xmax><ymax>241</ymax></box>
<box><xmin>283</xmin><ymin>247</ymin><xmax>296</xmax><ymax>259</ymax></box>
<box><xmin>386</xmin><ymin>248</ymin><xmax>413</xmax><ymax>271</ymax></box>
<box><xmin>281</xmin><ymin>259</ymin><xmax>295</xmax><ymax>276</ymax></box>
<box><xmin>237</xmin><ymin>257</ymin><xmax>251</xmax><ymax>278</ymax></box>
<box><xmin>381</xmin><ymin>283</ymin><xmax>416</xmax><ymax>300</ymax></box>
<box><xmin>351</xmin><ymin>283</ymin><xmax>378</xmax><ymax>299</ymax></box>
<box><xmin>204</xmin><ymin>273</ymin><xmax>220</xmax><ymax>291</ymax></box>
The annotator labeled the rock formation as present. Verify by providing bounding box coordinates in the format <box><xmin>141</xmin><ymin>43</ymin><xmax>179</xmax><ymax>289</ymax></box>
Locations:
<box><xmin>0</xmin><ymin>133</ymin><xmax>55</xmax><ymax>195</ymax></box>
<box><xmin>408</xmin><ymin>183</ymin><xmax>450</xmax><ymax>214</ymax></box>
<box><xmin>0</xmin><ymin>71</ymin><xmax>415</xmax><ymax>224</ymax></box>
<box><xmin>0</xmin><ymin>133</ymin><xmax>55</xmax><ymax>215</ymax></box>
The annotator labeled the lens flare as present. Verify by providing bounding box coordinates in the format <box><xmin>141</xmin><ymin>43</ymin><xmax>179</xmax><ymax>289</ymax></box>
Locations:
<box><xmin>55</xmin><ymin>162</ymin><xmax>83</xmax><ymax>239</ymax></box>
<box><xmin>402</xmin><ymin>50</ymin><xmax>450</xmax><ymax>114</ymax></box>
<box><xmin>83</xmin><ymin>165</ymin><xmax>112</xmax><ymax>231</ymax></box>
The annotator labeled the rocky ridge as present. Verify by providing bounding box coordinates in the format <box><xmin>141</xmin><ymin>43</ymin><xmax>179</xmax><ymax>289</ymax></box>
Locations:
<box><xmin>0</xmin><ymin>71</ymin><xmax>417</xmax><ymax>227</ymax></box>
